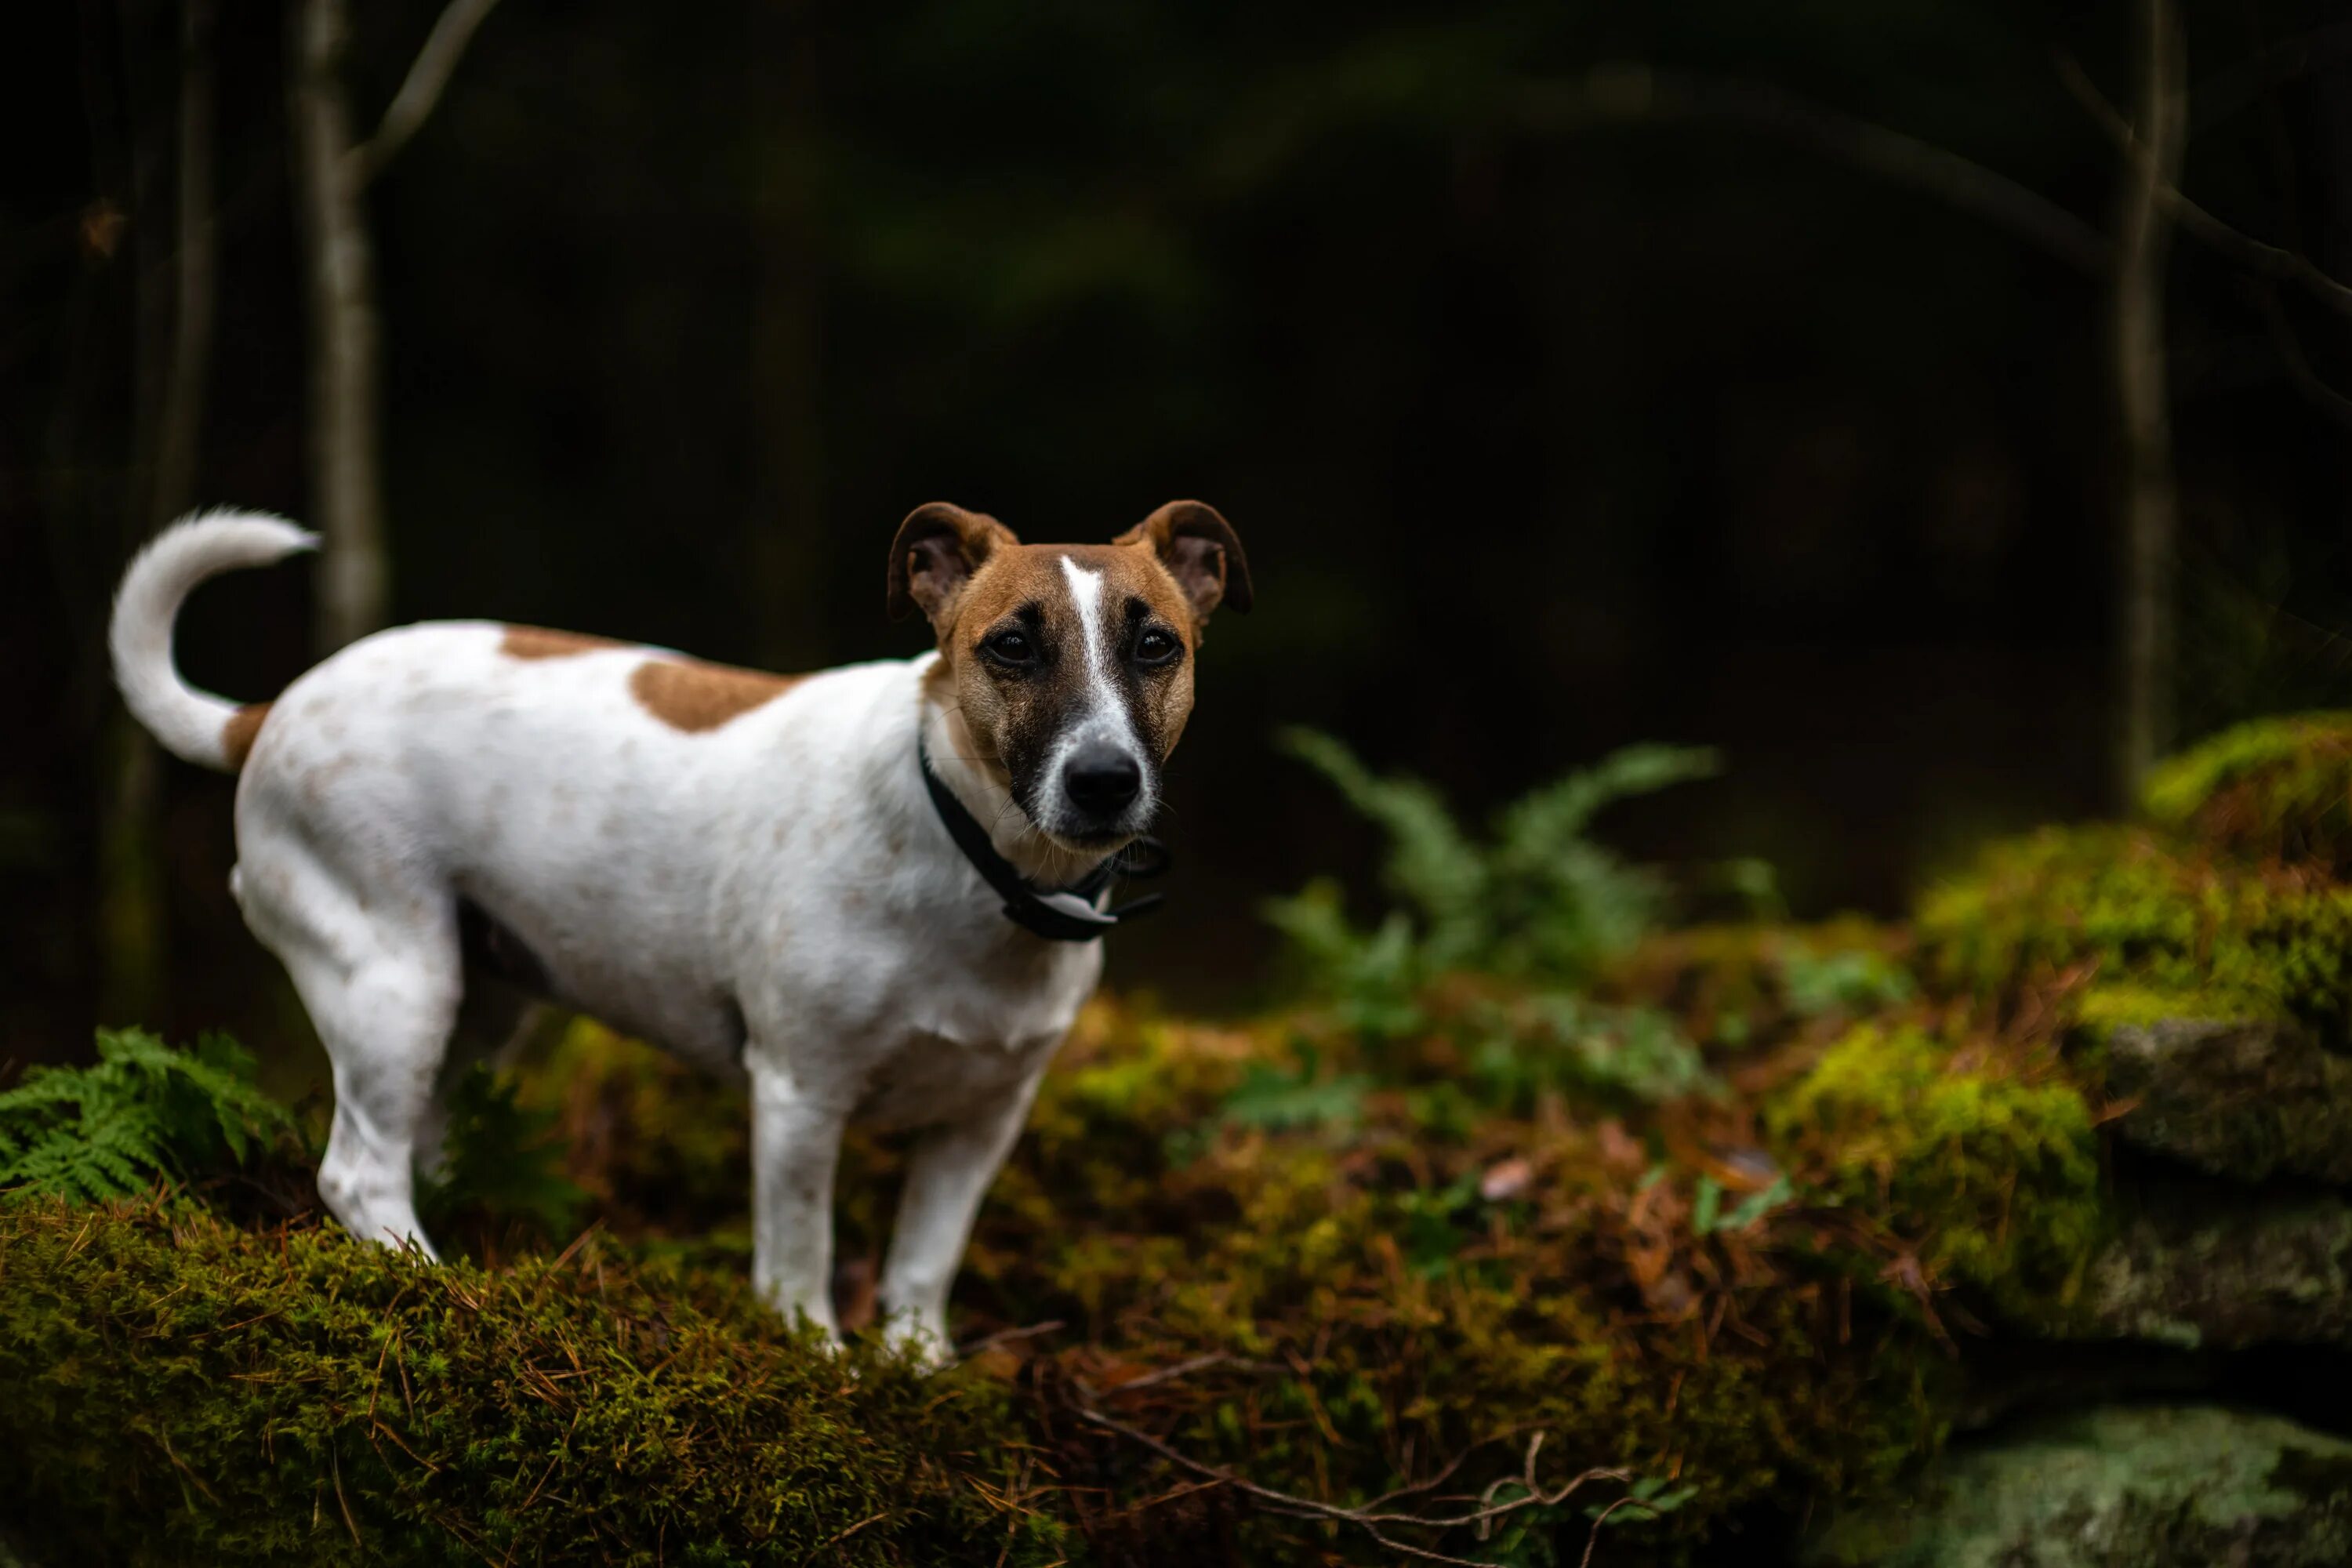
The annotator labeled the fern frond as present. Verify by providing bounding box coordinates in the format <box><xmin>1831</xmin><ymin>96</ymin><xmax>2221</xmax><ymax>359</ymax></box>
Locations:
<box><xmin>0</xmin><ymin>1027</ymin><xmax>297</xmax><ymax>1203</ymax></box>
<box><xmin>1277</xmin><ymin>728</ymin><xmax>1490</xmax><ymax>966</ymax></box>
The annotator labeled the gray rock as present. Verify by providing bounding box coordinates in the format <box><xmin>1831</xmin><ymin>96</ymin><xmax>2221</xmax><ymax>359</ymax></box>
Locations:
<box><xmin>1803</xmin><ymin>1404</ymin><xmax>2352</xmax><ymax>1568</ymax></box>
<box><xmin>2103</xmin><ymin>1014</ymin><xmax>2352</xmax><ymax>1185</ymax></box>
<box><xmin>2071</xmin><ymin>1194</ymin><xmax>2352</xmax><ymax>1349</ymax></box>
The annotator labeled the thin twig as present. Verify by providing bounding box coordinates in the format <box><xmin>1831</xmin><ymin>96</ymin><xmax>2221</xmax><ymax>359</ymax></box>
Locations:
<box><xmin>2249</xmin><ymin>279</ymin><xmax>2352</xmax><ymax>433</ymax></box>
<box><xmin>331</xmin><ymin>1447</ymin><xmax>363</xmax><ymax>1550</ymax></box>
<box><xmin>1098</xmin><ymin>1352</ymin><xmax>1250</xmax><ymax>1396</ymax></box>
<box><xmin>348</xmin><ymin>0</ymin><xmax>503</xmax><ymax>186</ymax></box>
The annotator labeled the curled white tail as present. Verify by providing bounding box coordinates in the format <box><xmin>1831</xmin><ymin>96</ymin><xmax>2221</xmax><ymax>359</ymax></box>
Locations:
<box><xmin>111</xmin><ymin>509</ymin><xmax>318</xmax><ymax>771</ymax></box>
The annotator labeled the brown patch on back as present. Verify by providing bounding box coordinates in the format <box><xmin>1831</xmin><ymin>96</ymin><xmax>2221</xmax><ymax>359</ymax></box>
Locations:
<box><xmin>502</xmin><ymin>625</ymin><xmax>622</xmax><ymax>660</ymax></box>
<box><xmin>630</xmin><ymin>657</ymin><xmax>802</xmax><ymax>733</ymax></box>
<box><xmin>222</xmin><ymin>702</ymin><xmax>271</xmax><ymax>769</ymax></box>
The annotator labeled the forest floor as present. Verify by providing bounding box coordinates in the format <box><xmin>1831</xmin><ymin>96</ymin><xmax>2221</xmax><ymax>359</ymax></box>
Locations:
<box><xmin>9</xmin><ymin>717</ymin><xmax>2352</xmax><ymax>1566</ymax></box>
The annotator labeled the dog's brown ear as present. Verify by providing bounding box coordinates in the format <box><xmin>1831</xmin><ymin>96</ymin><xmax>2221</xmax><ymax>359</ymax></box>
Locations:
<box><xmin>887</xmin><ymin>503</ymin><xmax>1018</xmax><ymax>630</ymax></box>
<box><xmin>1117</xmin><ymin>500</ymin><xmax>1252</xmax><ymax>621</ymax></box>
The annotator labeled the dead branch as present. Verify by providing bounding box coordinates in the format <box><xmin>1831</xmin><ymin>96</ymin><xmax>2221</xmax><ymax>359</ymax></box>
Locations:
<box><xmin>348</xmin><ymin>0</ymin><xmax>503</xmax><ymax>187</ymax></box>
<box><xmin>2249</xmin><ymin>279</ymin><xmax>2352</xmax><ymax>434</ymax></box>
<box><xmin>1517</xmin><ymin>64</ymin><xmax>2108</xmax><ymax>274</ymax></box>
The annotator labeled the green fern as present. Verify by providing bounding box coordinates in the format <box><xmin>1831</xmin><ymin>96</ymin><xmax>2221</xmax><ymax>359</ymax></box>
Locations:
<box><xmin>1264</xmin><ymin>730</ymin><xmax>1718</xmax><ymax>1104</ymax></box>
<box><xmin>0</xmin><ymin>1028</ymin><xmax>297</xmax><ymax>1203</ymax></box>
<box><xmin>1269</xmin><ymin>728</ymin><xmax>1716</xmax><ymax>991</ymax></box>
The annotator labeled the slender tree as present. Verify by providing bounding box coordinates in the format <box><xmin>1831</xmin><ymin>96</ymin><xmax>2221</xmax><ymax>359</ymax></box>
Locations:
<box><xmin>2111</xmin><ymin>0</ymin><xmax>2187</xmax><ymax>801</ymax></box>
<box><xmin>289</xmin><ymin>0</ymin><xmax>499</xmax><ymax>652</ymax></box>
<box><xmin>100</xmin><ymin>0</ymin><xmax>218</xmax><ymax>1026</ymax></box>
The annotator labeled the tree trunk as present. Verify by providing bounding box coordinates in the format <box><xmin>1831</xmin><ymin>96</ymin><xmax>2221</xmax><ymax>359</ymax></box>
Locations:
<box><xmin>98</xmin><ymin>0</ymin><xmax>212</xmax><ymax>1027</ymax></box>
<box><xmin>289</xmin><ymin>0</ymin><xmax>387</xmax><ymax>652</ymax></box>
<box><xmin>746</xmin><ymin>0</ymin><xmax>826</xmax><ymax>671</ymax></box>
<box><xmin>152</xmin><ymin>0</ymin><xmax>215</xmax><ymax>524</ymax></box>
<box><xmin>2113</xmin><ymin>0</ymin><xmax>2187</xmax><ymax>802</ymax></box>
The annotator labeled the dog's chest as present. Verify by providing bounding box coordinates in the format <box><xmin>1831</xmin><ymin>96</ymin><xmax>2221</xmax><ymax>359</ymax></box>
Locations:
<box><xmin>849</xmin><ymin>947</ymin><xmax>1099</xmax><ymax>1128</ymax></box>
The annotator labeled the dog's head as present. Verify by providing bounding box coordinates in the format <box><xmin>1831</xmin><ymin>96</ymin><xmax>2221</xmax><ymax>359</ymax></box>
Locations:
<box><xmin>888</xmin><ymin>500</ymin><xmax>1251</xmax><ymax>854</ymax></box>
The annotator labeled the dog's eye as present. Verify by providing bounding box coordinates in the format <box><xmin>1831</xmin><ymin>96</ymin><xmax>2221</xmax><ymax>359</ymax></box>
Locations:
<box><xmin>984</xmin><ymin>630</ymin><xmax>1035</xmax><ymax>665</ymax></box>
<box><xmin>1134</xmin><ymin>629</ymin><xmax>1180</xmax><ymax>666</ymax></box>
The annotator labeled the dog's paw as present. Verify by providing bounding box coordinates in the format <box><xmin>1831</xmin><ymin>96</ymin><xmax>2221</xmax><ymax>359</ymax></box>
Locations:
<box><xmin>879</xmin><ymin>1311</ymin><xmax>956</xmax><ymax>1373</ymax></box>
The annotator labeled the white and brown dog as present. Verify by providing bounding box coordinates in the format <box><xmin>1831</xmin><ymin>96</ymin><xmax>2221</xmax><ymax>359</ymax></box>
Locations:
<box><xmin>110</xmin><ymin>499</ymin><xmax>1249</xmax><ymax>1359</ymax></box>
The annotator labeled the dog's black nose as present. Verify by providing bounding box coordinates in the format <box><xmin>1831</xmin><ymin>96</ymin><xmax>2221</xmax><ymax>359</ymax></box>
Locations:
<box><xmin>1063</xmin><ymin>746</ymin><xmax>1142</xmax><ymax>815</ymax></box>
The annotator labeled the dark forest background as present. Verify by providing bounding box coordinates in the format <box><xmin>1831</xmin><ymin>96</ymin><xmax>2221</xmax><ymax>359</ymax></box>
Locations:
<box><xmin>7</xmin><ymin>1</ymin><xmax>2352</xmax><ymax>1083</ymax></box>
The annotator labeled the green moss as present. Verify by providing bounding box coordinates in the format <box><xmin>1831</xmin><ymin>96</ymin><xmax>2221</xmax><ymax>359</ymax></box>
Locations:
<box><xmin>2070</xmin><ymin>982</ymin><xmax>2278</xmax><ymax>1036</ymax></box>
<box><xmin>1763</xmin><ymin>1025</ymin><xmax>2103</xmax><ymax>1319</ymax></box>
<box><xmin>1913</xmin><ymin>825</ymin><xmax>2352</xmax><ymax>1029</ymax></box>
<box><xmin>2142</xmin><ymin>711</ymin><xmax>2352</xmax><ymax>871</ymax></box>
<box><xmin>3</xmin><ymin>999</ymin><xmax>2035</xmax><ymax>1564</ymax></box>
<box><xmin>952</xmin><ymin>1004</ymin><xmax>1952</xmax><ymax>1560</ymax></box>
<box><xmin>0</xmin><ymin>1195</ymin><xmax>1058</xmax><ymax>1567</ymax></box>
<box><xmin>493</xmin><ymin>1002</ymin><xmax>1956</xmax><ymax>1561</ymax></box>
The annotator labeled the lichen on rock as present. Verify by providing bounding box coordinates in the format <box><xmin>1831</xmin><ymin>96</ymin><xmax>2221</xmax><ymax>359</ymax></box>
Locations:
<box><xmin>2077</xmin><ymin>993</ymin><xmax>2352</xmax><ymax>1186</ymax></box>
<box><xmin>2067</xmin><ymin>1188</ymin><xmax>2352</xmax><ymax>1351</ymax></box>
<box><xmin>1802</xmin><ymin>1404</ymin><xmax>2352</xmax><ymax>1568</ymax></box>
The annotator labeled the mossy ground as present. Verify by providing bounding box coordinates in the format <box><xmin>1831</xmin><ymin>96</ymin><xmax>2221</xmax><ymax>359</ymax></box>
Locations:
<box><xmin>20</xmin><ymin>715</ymin><xmax>2352</xmax><ymax>1564</ymax></box>
<box><xmin>0</xmin><ymin>1193</ymin><xmax>1056</xmax><ymax>1568</ymax></box>
<box><xmin>5</xmin><ymin>983</ymin><xmax>2103</xmax><ymax>1566</ymax></box>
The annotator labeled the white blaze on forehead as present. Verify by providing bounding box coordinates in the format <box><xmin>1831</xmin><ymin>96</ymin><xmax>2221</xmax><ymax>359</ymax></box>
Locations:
<box><xmin>1058</xmin><ymin>555</ymin><xmax>1136</xmax><ymax>746</ymax></box>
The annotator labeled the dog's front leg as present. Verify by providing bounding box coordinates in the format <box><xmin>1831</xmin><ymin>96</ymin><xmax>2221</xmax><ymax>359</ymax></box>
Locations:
<box><xmin>748</xmin><ymin>1059</ymin><xmax>851</xmax><ymax>1344</ymax></box>
<box><xmin>877</xmin><ymin>1072</ymin><xmax>1044</xmax><ymax>1367</ymax></box>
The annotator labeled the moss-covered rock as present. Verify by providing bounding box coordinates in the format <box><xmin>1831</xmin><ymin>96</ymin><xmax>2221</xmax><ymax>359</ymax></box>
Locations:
<box><xmin>1801</xmin><ymin>1404</ymin><xmax>2352</xmax><ymax>1568</ymax></box>
<box><xmin>1914</xmin><ymin>826</ymin><xmax>2352</xmax><ymax>1029</ymax></box>
<box><xmin>2143</xmin><ymin>712</ymin><xmax>2352</xmax><ymax>873</ymax></box>
<box><xmin>2074</xmin><ymin>989</ymin><xmax>2352</xmax><ymax>1186</ymax></box>
<box><xmin>1762</xmin><ymin>1024</ymin><xmax>2103</xmax><ymax>1319</ymax></box>
<box><xmin>0</xmin><ymin>1195</ymin><xmax>1057</xmax><ymax>1567</ymax></box>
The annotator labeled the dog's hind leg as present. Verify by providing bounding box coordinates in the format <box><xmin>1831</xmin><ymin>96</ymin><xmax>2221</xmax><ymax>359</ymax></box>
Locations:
<box><xmin>235</xmin><ymin>840</ymin><xmax>463</xmax><ymax>1258</ymax></box>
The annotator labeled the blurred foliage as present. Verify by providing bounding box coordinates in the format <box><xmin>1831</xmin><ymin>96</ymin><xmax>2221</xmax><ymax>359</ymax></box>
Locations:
<box><xmin>0</xmin><ymin>1027</ymin><xmax>298</xmax><ymax>1202</ymax></box>
<box><xmin>1264</xmin><ymin>729</ymin><xmax>1722</xmax><ymax>1110</ymax></box>
<box><xmin>1269</xmin><ymin>728</ymin><xmax>1720</xmax><ymax>986</ymax></box>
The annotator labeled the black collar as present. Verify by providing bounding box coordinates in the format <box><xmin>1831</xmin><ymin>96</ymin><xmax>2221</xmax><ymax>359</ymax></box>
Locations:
<box><xmin>918</xmin><ymin>741</ymin><xmax>1168</xmax><ymax>942</ymax></box>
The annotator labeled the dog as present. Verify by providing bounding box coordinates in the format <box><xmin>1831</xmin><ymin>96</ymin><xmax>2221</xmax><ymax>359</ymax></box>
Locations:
<box><xmin>110</xmin><ymin>499</ymin><xmax>1249</xmax><ymax>1360</ymax></box>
